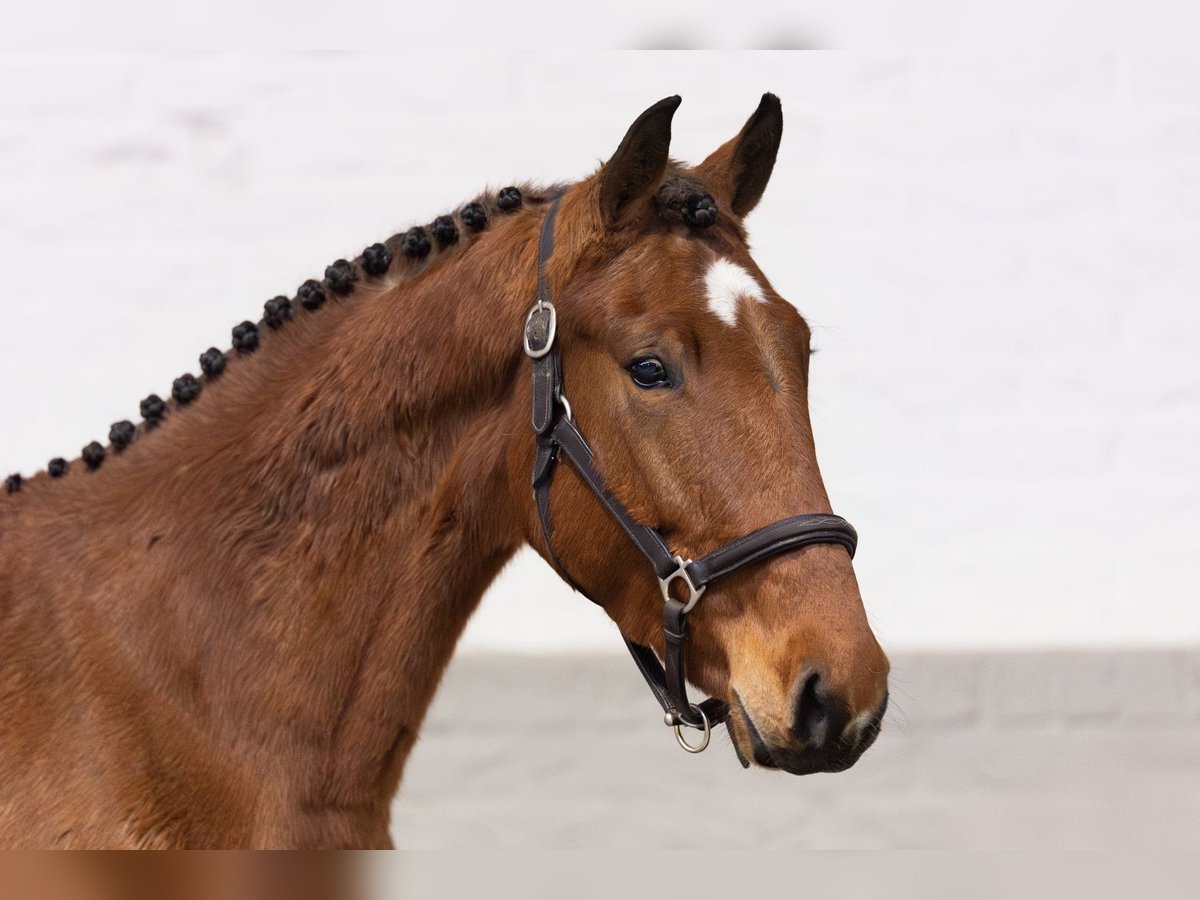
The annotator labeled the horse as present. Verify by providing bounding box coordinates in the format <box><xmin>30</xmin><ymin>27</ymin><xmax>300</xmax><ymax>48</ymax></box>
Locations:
<box><xmin>0</xmin><ymin>94</ymin><xmax>889</xmax><ymax>849</ymax></box>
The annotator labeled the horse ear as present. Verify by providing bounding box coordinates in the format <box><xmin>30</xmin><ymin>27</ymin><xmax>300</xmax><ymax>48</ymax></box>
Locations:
<box><xmin>598</xmin><ymin>95</ymin><xmax>681</xmax><ymax>227</ymax></box>
<box><xmin>696</xmin><ymin>93</ymin><xmax>783</xmax><ymax>218</ymax></box>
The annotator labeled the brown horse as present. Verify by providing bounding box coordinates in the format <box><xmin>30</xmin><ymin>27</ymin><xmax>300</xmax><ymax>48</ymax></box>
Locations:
<box><xmin>0</xmin><ymin>95</ymin><xmax>889</xmax><ymax>849</ymax></box>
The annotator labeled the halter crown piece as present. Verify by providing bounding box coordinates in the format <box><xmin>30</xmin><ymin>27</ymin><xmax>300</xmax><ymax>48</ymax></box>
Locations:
<box><xmin>523</xmin><ymin>198</ymin><xmax>860</xmax><ymax>757</ymax></box>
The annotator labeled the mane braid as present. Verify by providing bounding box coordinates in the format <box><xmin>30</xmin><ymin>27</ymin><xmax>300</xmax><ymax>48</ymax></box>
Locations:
<box><xmin>3</xmin><ymin>183</ymin><xmax>555</xmax><ymax>495</ymax></box>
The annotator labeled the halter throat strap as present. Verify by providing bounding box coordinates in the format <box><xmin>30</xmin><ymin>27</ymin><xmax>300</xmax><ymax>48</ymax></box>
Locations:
<box><xmin>522</xmin><ymin>198</ymin><xmax>859</xmax><ymax>753</ymax></box>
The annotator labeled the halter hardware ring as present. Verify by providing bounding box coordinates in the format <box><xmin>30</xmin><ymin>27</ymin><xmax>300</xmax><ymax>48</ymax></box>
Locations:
<box><xmin>523</xmin><ymin>302</ymin><xmax>556</xmax><ymax>359</ymax></box>
<box><xmin>672</xmin><ymin>704</ymin><xmax>711</xmax><ymax>753</ymax></box>
<box><xmin>659</xmin><ymin>555</ymin><xmax>705</xmax><ymax>614</ymax></box>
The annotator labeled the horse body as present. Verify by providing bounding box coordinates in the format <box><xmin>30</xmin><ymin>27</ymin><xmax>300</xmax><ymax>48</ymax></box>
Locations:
<box><xmin>0</xmin><ymin>203</ymin><xmax>542</xmax><ymax>847</ymax></box>
<box><xmin>0</xmin><ymin>95</ymin><xmax>889</xmax><ymax>848</ymax></box>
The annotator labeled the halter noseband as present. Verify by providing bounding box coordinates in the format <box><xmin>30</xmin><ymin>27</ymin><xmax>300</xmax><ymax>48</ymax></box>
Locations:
<box><xmin>523</xmin><ymin>198</ymin><xmax>859</xmax><ymax>756</ymax></box>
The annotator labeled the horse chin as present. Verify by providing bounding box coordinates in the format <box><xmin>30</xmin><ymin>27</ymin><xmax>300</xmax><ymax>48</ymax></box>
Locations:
<box><xmin>764</xmin><ymin>747</ymin><xmax>861</xmax><ymax>776</ymax></box>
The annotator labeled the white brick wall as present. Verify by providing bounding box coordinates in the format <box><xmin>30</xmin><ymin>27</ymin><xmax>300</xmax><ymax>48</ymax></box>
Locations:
<box><xmin>1</xmin><ymin>52</ymin><xmax>1198</xmax><ymax>651</ymax></box>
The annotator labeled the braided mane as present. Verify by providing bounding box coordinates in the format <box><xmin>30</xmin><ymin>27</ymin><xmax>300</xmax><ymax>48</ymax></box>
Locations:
<box><xmin>3</xmin><ymin>184</ymin><xmax>560</xmax><ymax>495</ymax></box>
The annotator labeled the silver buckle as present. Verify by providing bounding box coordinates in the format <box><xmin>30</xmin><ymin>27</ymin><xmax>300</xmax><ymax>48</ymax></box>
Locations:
<box><xmin>523</xmin><ymin>302</ymin><xmax>556</xmax><ymax>359</ymax></box>
<box><xmin>659</xmin><ymin>555</ymin><xmax>705</xmax><ymax>614</ymax></box>
<box><xmin>672</xmin><ymin>704</ymin><xmax>711</xmax><ymax>753</ymax></box>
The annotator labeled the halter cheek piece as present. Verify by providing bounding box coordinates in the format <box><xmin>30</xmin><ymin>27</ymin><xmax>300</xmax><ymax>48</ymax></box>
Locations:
<box><xmin>524</xmin><ymin>199</ymin><xmax>859</xmax><ymax>756</ymax></box>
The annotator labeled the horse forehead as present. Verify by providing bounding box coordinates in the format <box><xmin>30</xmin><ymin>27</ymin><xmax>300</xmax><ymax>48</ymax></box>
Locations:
<box><xmin>701</xmin><ymin>257</ymin><xmax>768</xmax><ymax>326</ymax></box>
<box><xmin>611</xmin><ymin>239</ymin><xmax>777</xmax><ymax>333</ymax></box>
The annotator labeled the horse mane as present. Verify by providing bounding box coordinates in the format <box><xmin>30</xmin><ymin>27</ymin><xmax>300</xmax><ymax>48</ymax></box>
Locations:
<box><xmin>0</xmin><ymin>167</ymin><xmax>723</xmax><ymax>498</ymax></box>
<box><xmin>2</xmin><ymin>183</ymin><xmax>567</xmax><ymax>497</ymax></box>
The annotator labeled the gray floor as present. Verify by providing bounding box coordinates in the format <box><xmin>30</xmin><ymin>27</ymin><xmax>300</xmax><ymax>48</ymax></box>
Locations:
<box><xmin>390</xmin><ymin>649</ymin><xmax>1200</xmax><ymax>849</ymax></box>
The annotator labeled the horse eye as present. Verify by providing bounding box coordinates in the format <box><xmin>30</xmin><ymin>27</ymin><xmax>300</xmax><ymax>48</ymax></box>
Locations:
<box><xmin>627</xmin><ymin>357</ymin><xmax>671</xmax><ymax>389</ymax></box>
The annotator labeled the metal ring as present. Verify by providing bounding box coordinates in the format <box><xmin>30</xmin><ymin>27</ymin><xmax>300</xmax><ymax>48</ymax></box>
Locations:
<box><xmin>673</xmin><ymin>704</ymin><xmax>711</xmax><ymax>754</ymax></box>
<box><xmin>659</xmin><ymin>555</ymin><xmax>706</xmax><ymax>614</ymax></box>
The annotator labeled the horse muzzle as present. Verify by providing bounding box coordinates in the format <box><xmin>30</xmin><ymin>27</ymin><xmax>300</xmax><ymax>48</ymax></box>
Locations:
<box><xmin>731</xmin><ymin>685</ymin><xmax>889</xmax><ymax>775</ymax></box>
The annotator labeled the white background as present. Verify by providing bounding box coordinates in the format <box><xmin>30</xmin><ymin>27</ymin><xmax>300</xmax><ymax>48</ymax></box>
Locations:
<box><xmin>1</xmin><ymin>50</ymin><xmax>1198</xmax><ymax>652</ymax></box>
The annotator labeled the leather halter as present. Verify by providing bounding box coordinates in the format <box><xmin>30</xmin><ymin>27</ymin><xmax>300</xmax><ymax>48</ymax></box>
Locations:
<box><xmin>524</xmin><ymin>198</ymin><xmax>859</xmax><ymax>755</ymax></box>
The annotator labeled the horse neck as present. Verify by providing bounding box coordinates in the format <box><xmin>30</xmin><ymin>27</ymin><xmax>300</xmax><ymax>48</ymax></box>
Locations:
<box><xmin>44</xmin><ymin>212</ymin><xmax>541</xmax><ymax>832</ymax></box>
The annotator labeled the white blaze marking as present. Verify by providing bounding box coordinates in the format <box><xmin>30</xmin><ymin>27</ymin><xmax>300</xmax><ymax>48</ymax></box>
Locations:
<box><xmin>703</xmin><ymin>258</ymin><xmax>767</xmax><ymax>326</ymax></box>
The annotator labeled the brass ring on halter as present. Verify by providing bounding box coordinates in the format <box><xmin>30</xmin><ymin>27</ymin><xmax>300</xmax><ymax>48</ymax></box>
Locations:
<box><xmin>673</xmin><ymin>704</ymin><xmax>710</xmax><ymax>754</ymax></box>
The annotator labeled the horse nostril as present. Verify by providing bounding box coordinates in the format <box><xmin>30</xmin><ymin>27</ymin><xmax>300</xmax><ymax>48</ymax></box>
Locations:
<box><xmin>791</xmin><ymin>669</ymin><xmax>832</xmax><ymax>749</ymax></box>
